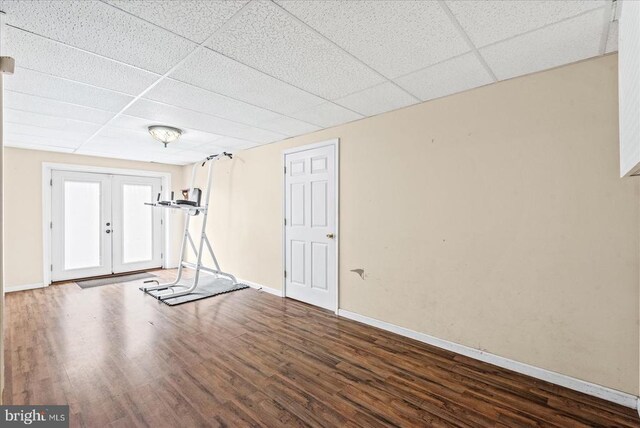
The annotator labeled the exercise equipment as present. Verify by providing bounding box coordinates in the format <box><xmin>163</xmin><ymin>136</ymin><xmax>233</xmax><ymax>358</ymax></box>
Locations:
<box><xmin>141</xmin><ymin>152</ymin><xmax>247</xmax><ymax>303</ymax></box>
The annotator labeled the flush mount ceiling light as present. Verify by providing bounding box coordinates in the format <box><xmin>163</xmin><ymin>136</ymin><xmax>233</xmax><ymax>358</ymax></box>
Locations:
<box><xmin>148</xmin><ymin>125</ymin><xmax>182</xmax><ymax>148</ymax></box>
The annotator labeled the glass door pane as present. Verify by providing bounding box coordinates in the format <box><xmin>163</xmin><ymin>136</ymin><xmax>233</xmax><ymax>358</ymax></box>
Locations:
<box><xmin>64</xmin><ymin>181</ymin><xmax>102</xmax><ymax>270</ymax></box>
<box><xmin>122</xmin><ymin>184</ymin><xmax>153</xmax><ymax>264</ymax></box>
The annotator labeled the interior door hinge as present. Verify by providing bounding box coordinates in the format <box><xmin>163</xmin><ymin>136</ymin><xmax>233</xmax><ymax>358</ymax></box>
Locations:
<box><xmin>50</xmin><ymin>178</ymin><xmax>53</xmax><ymax>186</ymax></box>
<box><xmin>50</xmin><ymin>221</ymin><xmax>53</xmax><ymax>229</ymax></box>
<box><xmin>161</xmin><ymin>253</ymin><xmax>163</xmax><ymax>259</ymax></box>
<box><xmin>284</xmin><ymin>166</ymin><xmax>286</xmax><ymax>174</ymax></box>
<box><xmin>50</xmin><ymin>264</ymin><xmax>53</xmax><ymax>272</ymax></box>
<box><xmin>284</xmin><ymin>218</ymin><xmax>286</xmax><ymax>226</ymax></box>
<box><xmin>284</xmin><ymin>270</ymin><xmax>287</xmax><ymax>279</ymax></box>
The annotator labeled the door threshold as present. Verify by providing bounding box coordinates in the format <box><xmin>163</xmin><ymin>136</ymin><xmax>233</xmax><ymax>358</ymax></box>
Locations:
<box><xmin>51</xmin><ymin>268</ymin><xmax>163</xmax><ymax>285</ymax></box>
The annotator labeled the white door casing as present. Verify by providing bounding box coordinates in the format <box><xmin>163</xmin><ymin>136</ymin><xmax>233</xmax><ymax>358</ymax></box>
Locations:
<box><xmin>51</xmin><ymin>171</ymin><xmax>163</xmax><ymax>281</ymax></box>
<box><xmin>284</xmin><ymin>141</ymin><xmax>337</xmax><ymax>311</ymax></box>
<box><xmin>51</xmin><ymin>171</ymin><xmax>113</xmax><ymax>281</ymax></box>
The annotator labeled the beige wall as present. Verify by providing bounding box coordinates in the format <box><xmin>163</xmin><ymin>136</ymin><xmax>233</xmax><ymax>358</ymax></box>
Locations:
<box><xmin>3</xmin><ymin>148</ymin><xmax>186</xmax><ymax>287</ymax></box>
<box><xmin>189</xmin><ymin>54</ymin><xmax>639</xmax><ymax>395</ymax></box>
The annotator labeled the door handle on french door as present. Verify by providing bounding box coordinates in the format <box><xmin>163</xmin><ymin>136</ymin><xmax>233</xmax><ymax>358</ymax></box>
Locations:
<box><xmin>326</xmin><ymin>233</ymin><xmax>335</xmax><ymax>239</ymax></box>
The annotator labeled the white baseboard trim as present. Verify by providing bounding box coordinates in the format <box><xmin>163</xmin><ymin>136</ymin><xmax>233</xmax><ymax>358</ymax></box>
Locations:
<box><xmin>337</xmin><ymin>309</ymin><xmax>639</xmax><ymax>409</ymax></box>
<box><xmin>4</xmin><ymin>283</ymin><xmax>45</xmax><ymax>293</ymax></box>
<box><xmin>239</xmin><ymin>278</ymin><xmax>283</xmax><ymax>297</ymax></box>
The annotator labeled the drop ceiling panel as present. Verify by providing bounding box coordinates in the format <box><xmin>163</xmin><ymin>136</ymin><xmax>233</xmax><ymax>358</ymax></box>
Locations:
<box><xmin>0</xmin><ymin>0</ymin><xmax>196</xmax><ymax>74</ymax></box>
<box><xmin>277</xmin><ymin>0</ymin><xmax>469</xmax><ymax>78</ymax></box>
<box><xmin>4</xmin><ymin>123</ymin><xmax>90</xmax><ymax>146</ymax></box>
<box><xmin>211</xmin><ymin>136</ymin><xmax>261</xmax><ymax>150</ymax></box>
<box><xmin>290</xmin><ymin>103</ymin><xmax>363</xmax><ymax>128</ymax></box>
<box><xmin>5</xmin><ymin>110</ymin><xmax>103</xmax><ymax>136</ymax></box>
<box><xmin>395</xmin><ymin>54</ymin><xmax>494</xmax><ymax>102</ymax></box>
<box><xmin>3</xmin><ymin>135</ymin><xmax>75</xmax><ymax>153</ymax></box>
<box><xmin>446</xmin><ymin>0</ymin><xmax>607</xmax><ymax>47</ymax></box>
<box><xmin>186</xmin><ymin>142</ymin><xmax>232</xmax><ymax>155</ymax></box>
<box><xmin>206</xmin><ymin>0</ymin><xmax>384</xmax><ymax>99</ymax></box>
<box><xmin>4</xmin><ymin>133</ymin><xmax>81</xmax><ymax>151</ymax></box>
<box><xmin>170</xmin><ymin>48</ymin><xmax>324</xmax><ymax>115</ymax></box>
<box><xmin>124</xmin><ymin>99</ymin><xmax>251</xmax><ymax>139</ymax></box>
<box><xmin>111</xmin><ymin>114</ymin><xmax>224</xmax><ymax>150</ymax></box>
<box><xmin>4</xmin><ymin>92</ymin><xmax>114</xmax><ymax>125</ymax></box>
<box><xmin>5</xmin><ymin>27</ymin><xmax>159</xmax><ymax>95</ymax></box>
<box><xmin>335</xmin><ymin>83</ymin><xmax>418</xmax><ymax>116</ymax></box>
<box><xmin>480</xmin><ymin>9</ymin><xmax>604</xmax><ymax>81</ymax></box>
<box><xmin>104</xmin><ymin>0</ymin><xmax>249</xmax><ymax>43</ymax></box>
<box><xmin>232</xmin><ymin>127</ymin><xmax>285</xmax><ymax>144</ymax></box>
<box><xmin>253</xmin><ymin>115</ymin><xmax>320</xmax><ymax>137</ymax></box>
<box><xmin>6</xmin><ymin>68</ymin><xmax>134</xmax><ymax>112</ymax></box>
<box><xmin>81</xmin><ymin>127</ymin><xmax>189</xmax><ymax>161</ymax></box>
<box><xmin>145</xmin><ymin>78</ymin><xmax>285</xmax><ymax>130</ymax></box>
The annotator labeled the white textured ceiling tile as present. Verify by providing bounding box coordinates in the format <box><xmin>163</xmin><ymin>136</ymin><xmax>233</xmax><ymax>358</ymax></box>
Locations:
<box><xmin>145</xmin><ymin>78</ymin><xmax>284</xmax><ymax>129</ymax></box>
<box><xmin>480</xmin><ymin>10</ymin><xmax>604</xmax><ymax>81</ymax></box>
<box><xmin>4</xmin><ymin>140</ymin><xmax>76</xmax><ymax>153</ymax></box>
<box><xmin>83</xmin><ymin>129</ymin><xmax>188</xmax><ymax>161</ymax></box>
<box><xmin>4</xmin><ymin>123</ymin><xmax>91</xmax><ymax>145</ymax></box>
<box><xmin>111</xmin><ymin>115</ymin><xmax>223</xmax><ymax>149</ymax></box>
<box><xmin>254</xmin><ymin>115</ymin><xmax>320</xmax><ymax>137</ymax></box>
<box><xmin>124</xmin><ymin>99</ymin><xmax>250</xmax><ymax>137</ymax></box>
<box><xmin>7</xmin><ymin>68</ymin><xmax>133</xmax><ymax>112</ymax></box>
<box><xmin>4</xmin><ymin>92</ymin><xmax>113</xmax><ymax>125</ymax></box>
<box><xmin>334</xmin><ymin>83</ymin><xmax>418</xmax><ymax>116</ymax></box>
<box><xmin>206</xmin><ymin>0</ymin><xmax>384</xmax><ymax>99</ymax></box>
<box><xmin>277</xmin><ymin>0</ymin><xmax>469</xmax><ymax>78</ymax></box>
<box><xmin>232</xmin><ymin>127</ymin><xmax>285</xmax><ymax>144</ymax></box>
<box><xmin>170</xmin><ymin>48</ymin><xmax>324</xmax><ymax>115</ymax></box>
<box><xmin>290</xmin><ymin>103</ymin><xmax>363</xmax><ymax>128</ymax></box>
<box><xmin>5</xmin><ymin>27</ymin><xmax>159</xmax><ymax>95</ymax></box>
<box><xmin>140</xmin><ymin>75</ymin><xmax>318</xmax><ymax>139</ymax></box>
<box><xmin>5</xmin><ymin>109</ymin><xmax>102</xmax><ymax>135</ymax></box>
<box><xmin>446</xmin><ymin>0</ymin><xmax>607</xmax><ymax>47</ymax></box>
<box><xmin>4</xmin><ymin>133</ymin><xmax>82</xmax><ymax>150</ymax></box>
<box><xmin>605</xmin><ymin>20</ymin><xmax>618</xmax><ymax>53</ymax></box>
<box><xmin>0</xmin><ymin>0</ymin><xmax>196</xmax><ymax>74</ymax></box>
<box><xmin>187</xmin><ymin>143</ymin><xmax>231</xmax><ymax>155</ymax></box>
<box><xmin>104</xmin><ymin>0</ymin><xmax>249</xmax><ymax>43</ymax></box>
<box><xmin>394</xmin><ymin>54</ymin><xmax>493</xmax><ymax>101</ymax></box>
<box><xmin>210</xmin><ymin>136</ymin><xmax>259</xmax><ymax>150</ymax></box>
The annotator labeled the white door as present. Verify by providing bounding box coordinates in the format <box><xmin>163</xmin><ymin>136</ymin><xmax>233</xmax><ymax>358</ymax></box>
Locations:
<box><xmin>51</xmin><ymin>171</ymin><xmax>113</xmax><ymax>281</ymax></box>
<box><xmin>284</xmin><ymin>143</ymin><xmax>337</xmax><ymax>311</ymax></box>
<box><xmin>112</xmin><ymin>175</ymin><xmax>163</xmax><ymax>273</ymax></box>
<box><xmin>51</xmin><ymin>171</ymin><xmax>163</xmax><ymax>281</ymax></box>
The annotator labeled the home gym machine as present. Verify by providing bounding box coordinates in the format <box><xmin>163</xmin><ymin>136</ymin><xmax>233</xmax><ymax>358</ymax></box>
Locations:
<box><xmin>140</xmin><ymin>152</ymin><xmax>247</xmax><ymax>305</ymax></box>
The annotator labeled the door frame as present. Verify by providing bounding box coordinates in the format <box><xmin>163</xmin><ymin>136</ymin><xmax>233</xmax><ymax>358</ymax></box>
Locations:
<box><xmin>42</xmin><ymin>162</ymin><xmax>172</xmax><ymax>286</ymax></box>
<box><xmin>282</xmin><ymin>138</ymin><xmax>340</xmax><ymax>314</ymax></box>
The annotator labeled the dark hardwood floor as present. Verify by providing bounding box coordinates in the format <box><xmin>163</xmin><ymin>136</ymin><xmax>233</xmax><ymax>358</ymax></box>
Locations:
<box><xmin>4</xmin><ymin>270</ymin><xmax>639</xmax><ymax>427</ymax></box>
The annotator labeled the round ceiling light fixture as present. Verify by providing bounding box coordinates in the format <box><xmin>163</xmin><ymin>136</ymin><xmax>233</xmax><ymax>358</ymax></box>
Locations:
<box><xmin>148</xmin><ymin>125</ymin><xmax>183</xmax><ymax>148</ymax></box>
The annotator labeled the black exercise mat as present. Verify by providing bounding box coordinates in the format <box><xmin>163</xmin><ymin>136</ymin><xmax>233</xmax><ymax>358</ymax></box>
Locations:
<box><xmin>76</xmin><ymin>272</ymin><xmax>156</xmax><ymax>289</ymax></box>
<box><xmin>141</xmin><ymin>276</ymin><xmax>248</xmax><ymax>306</ymax></box>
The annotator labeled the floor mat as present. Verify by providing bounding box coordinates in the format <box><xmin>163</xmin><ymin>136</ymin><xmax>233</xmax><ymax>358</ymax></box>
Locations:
<box><xmin>76</xmin><ymin>272</ymin><xmax>156</xmax><ymax>289</ymax></box>
<box><xmin>141</xmin><ymin>275</ymin><xmax>248</xmax><ymax>306</ymax></box>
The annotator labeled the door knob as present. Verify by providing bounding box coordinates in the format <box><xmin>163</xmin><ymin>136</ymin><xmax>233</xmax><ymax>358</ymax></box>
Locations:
<box><xmin>326</xmin><ymin>233</ymin><xmax>335</xmax><ymax>239</ymax></box>
<box><xmin>106</xmin><ymin>230</ymin><xmax>111</xmax><ymax>234</ymax></box>
<box><xmin>106</xmin><ymin>222</ymin><xmax>111</xmax><ymax>226</ymax></box>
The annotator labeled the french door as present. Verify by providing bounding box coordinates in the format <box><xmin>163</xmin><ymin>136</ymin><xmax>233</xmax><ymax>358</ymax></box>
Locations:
<box><xmin>51</xmin><ymin>170</ymin><xmax>163</xmax><ymax>282</ymax></box>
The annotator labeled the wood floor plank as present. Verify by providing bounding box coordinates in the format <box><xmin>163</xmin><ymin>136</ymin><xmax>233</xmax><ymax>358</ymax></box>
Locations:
<box><xmin>3</xmin><ymin>270</ymin><xmax>639</xmax><ymax>427</ymax></box>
